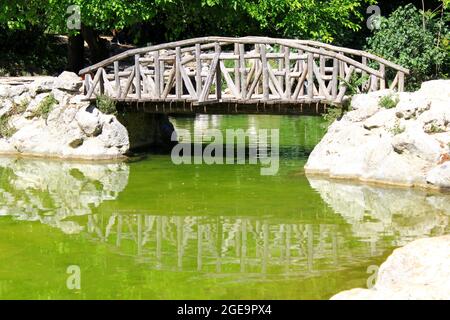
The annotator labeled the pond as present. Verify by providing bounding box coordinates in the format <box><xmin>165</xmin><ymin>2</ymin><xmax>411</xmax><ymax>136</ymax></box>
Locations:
<box><xmin>0</xmin><ymin>115</ymin><xmax>448</xmax><ymax>299</ymax></box>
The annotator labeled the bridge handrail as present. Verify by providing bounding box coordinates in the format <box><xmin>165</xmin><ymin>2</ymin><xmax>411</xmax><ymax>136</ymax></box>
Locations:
<box><xmin>79</xmin><ymin>36</ymin><xmax>408</xmax><ymax>77</ymax></box>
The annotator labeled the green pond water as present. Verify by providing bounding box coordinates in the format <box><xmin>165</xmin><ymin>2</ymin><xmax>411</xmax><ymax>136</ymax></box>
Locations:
<box><xmin>0</xmin><ymin>115</ymin><xmax>449</xmax><ymax>300</ymax></box>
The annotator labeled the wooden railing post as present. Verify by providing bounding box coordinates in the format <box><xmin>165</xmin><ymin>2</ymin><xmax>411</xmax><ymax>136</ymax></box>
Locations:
<box><xmin>307</xmin><ymin>53</ymin><xmax>314</xmax><ymax>100</ymax></box>
<box><xmin>175</xmin><ymin>47</ymin><xmax>182</xmax><ymax>99</ymax></box>
<box><xmin>114</xmin><ymin>61</ymin><xmax>120</xmax><ymax>98</ymax></box>
<box><xmin>260</xmin><ymin>44</ymin><xmax>269</xmax><ymax>100</ymax></box>
<box><xmin>239</xmin><ymin>43</ymin><xmax>247</xmax><ymax>99</ymax></box>
<box><xmin>284</xmin><ymin>46</ymin><xmax>291</xmax><ymax>99</ymax></box>
<box><xmin>398</xmin><ymin>71</ymin><xmax>405</xmax><ymax>92</ymax></box>
<box><xmin>195</xmin><ymin>44</ymin><xmax>202</xmax><ymax>97</ymax></box>
<box><xmin>379</xmin><ymin>63</ymin><xmax>386</xmax><ymax>90</ymax></box>
<box><xmin>154</xmin><ymin>51</ymin><xmax>161</xmax><ymax>98</ymax></box>
<box><xmin>234</xmin><ymin>43</ymin><xmax>240</xmax><ymax>95</ymax></box>
<box><xmin>215</xmin><ymin>43</ymin><xmax>222</xmax><ymax>100</ymax></box>
<box><xmin>134</xmin><ymin>54</ymin><xmax>141</xmax><ymax>99</ymax></box>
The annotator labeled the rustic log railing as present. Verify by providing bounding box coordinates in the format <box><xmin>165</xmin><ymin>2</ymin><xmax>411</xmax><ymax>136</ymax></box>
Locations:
<box><xmin>79</xmin><ymin>36</ymin><xmax>409</xmax><ymax>108</ymax></box>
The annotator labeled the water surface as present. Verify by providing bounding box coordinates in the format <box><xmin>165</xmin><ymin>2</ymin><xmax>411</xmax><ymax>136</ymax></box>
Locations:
<box><xmin>0</xmin><ymin>115</ymin><xmax>448</xmax><ymax>299</ymax></box>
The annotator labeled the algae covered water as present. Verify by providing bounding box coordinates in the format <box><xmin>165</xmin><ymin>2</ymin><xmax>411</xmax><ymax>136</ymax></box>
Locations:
<box><xmin>0</xmin><ymin>115</ymin><xmax>448</xmax><ymax>299</ymax></box>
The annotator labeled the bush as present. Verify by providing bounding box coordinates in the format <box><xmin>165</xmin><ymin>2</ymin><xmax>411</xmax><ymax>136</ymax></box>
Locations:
<box><xmin>0</xmin><ymin>116</ymin><xmax>16</xmax><ymax>138</ymax></box>
<box><xmin>96</xmin><ymin>95</ymin><xmax>117</xmax><ymax>115</ymax></box>
<box><xmin>379</xmin><ymin>94</ymin><xmax>399</xmax><ymax>109</ymax></box>
<box><xmin>366</xmin><ymin>4</ymin><xmax>449</xmax><ymax>90</ymax></box>
<box><xmin>33</xmin><ymin>94</ymin><xmax>58</xmax><ymax>120</ymax></box>
<box><xmin>322</xmin><ymin>107</ymin><xmax>346</xmax><ymax>127</ymax></box>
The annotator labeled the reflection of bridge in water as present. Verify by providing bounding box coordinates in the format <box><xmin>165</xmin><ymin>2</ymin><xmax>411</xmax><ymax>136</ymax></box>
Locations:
<box><xmin>86</xmin><ymin>213</ymin><xmax>378</xmax><ymax>275</ymax></box>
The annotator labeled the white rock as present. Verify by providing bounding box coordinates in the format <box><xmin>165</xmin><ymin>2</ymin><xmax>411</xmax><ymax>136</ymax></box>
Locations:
<box><xmin>75</xmin><ymin>106</ymin><xmax>102</xmax><ymax>137</ymax></box>
<box><xmin>426</xmin><ymin>163</ymin><xmax>450</xmax><ymax>189</ymax></box>
<box><xmin>54</xmin><ymin>71</ymin><xmax>82</xmax><ymax>92</ymax></box>
<box><xmin>306</xmin><ymin>80</ymin><xmax>450</xmax><ymax>189</ymax></box>
<box><xmin>419</xmin><ymin>80</ymin><xmax>450</xmax><ymax>101</ymax></box>
<box><xmin>331</xmin><ymin>235</ymin><xmax>450</xmax><ymax>300</ymax></box>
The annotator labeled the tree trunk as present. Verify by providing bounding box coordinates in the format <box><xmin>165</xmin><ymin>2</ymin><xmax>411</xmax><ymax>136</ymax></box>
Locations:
<box><xmin>67</xmin><ymin>33</ymin><xmax>85</xmax><ymax>73</ymax></box>
<box><xmin>81</xmin><ymin>24</ymin><xmax>109</xmax><ymax>64</ymax></box>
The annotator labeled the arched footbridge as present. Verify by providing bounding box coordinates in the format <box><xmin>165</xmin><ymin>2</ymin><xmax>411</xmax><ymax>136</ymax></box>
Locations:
<box><xmin>79</xmin><ymin>36</ymin><xmax>409</xmax><ymax>115</ymax></box>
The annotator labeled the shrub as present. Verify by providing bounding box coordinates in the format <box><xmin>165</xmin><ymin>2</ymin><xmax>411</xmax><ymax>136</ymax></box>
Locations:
<box><xmin>0</xmin><ymin>116</ymin><xmax>16</xmax><ymax>138</ymax></box>
<box><xmin>379</xmin><ymin>94</ymin><xmax>399</xmax><ymax>109</ymax></box>
<box><xmin>96</xmin><ymin>95</ymin><xmax>117</xmax><ymax>115</ymax></box>
<box><xmin>33</xmin><ymin>94</ymin><xmax>58</xmax><ymax>120</ymax></box>
<box><xmin>366</xmin><ymin>4</ymin><xmax>449</xmax><ymax>90</ymax></box>
<box><xmin>390</xmin><ymin>121</ymin><xmax>405</xmax><ymax>135</ymax></box>
<box><xmin>322</xmin><ymin>107</ymin><xmax>346</xmax><ymax>127</ymax></box>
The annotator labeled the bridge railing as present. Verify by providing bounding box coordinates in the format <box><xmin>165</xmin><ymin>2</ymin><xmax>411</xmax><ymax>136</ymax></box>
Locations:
<box><xmin>79</xmin><ymin>36</ymin><xmax>409</xmax><ymax>106</ymax></box>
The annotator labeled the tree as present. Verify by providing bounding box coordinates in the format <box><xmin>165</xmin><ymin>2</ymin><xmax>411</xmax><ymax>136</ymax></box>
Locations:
<box><xmin>366</xmin><ymin>3</ymin><xmax>449</xmax><ymax>89</ymax></box>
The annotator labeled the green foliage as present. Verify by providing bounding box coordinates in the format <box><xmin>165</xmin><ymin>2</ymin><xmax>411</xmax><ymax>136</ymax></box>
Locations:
<box><xmin>322</xmin><ymin>107</ymin><xmax>346</xmax><ymax>127</ymax></box>
<box><xmin>10</xmin><ymin>99</ymin><xmax>29</xmax><ymax>115</ymax></box>
<box><xmin>96</xmin><ymin>95</ymin><xmax>117</xmax><ymax>115</ymax></box>
<box><xmin>33</xmin><ymin>94</ymin><xmax>58</xmax><ymax>120</ymax></box>
<box><xmin>0</xmin><ymin>116</ymin><xmax>17</xmax><ymax>138</ymax></box>
<box><xmin>242</xmin><ymin>0</ymin><xmax>376</xmax><ymax>43</ymax></box>
<box><xmin>339</xmin><ymin>73</ymin><xmax>369</xmax><ymax>96</ymax></box>
<box><xmin>390</xmin><ymin>121</ymin><xmax>405</xmax><ymax>135</ymax></box>
<box><xmin>366</xmin><ymin>4</ymin><xmax>450</xmax><ymax>90</ymax></box>
<box><xmin>379</xmin><ymin>94</ymin><xmax>399</xmax><ymax>109</ymax></box>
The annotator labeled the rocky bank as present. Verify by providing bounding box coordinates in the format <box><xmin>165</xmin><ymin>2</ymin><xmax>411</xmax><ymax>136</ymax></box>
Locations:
<box><xmin>0</xmin><ymin>72</ymin><xmax>175</xmax><ymax>159</ymax></box>
<box><xmin>331</xmin><ymin>235</ymin><xmax>450</xmax><ymax>300</ymax></box>
<box><xmin>305</xmin><ymin>80</ymin><xmax>450</xmax><ymax>190</ymax></box>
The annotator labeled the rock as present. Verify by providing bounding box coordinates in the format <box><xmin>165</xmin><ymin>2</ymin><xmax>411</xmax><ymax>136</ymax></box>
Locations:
<box><xmin>392</xmin><ymin>129</ymin><xmax>442</xmax><ymax>162</ymax></box>
<box><xmin>54</xmin><ymin>71</ymin><xmax>82</xmax><ymax>92</ymax></box>
<box><xmin>331</xmin><ymin>235</ymin><xmax>450</xmax><ymax>300</ymax></box>
<box><xmin>345</xmin><ymin>90</ymin><xmax>392</xmax><ymax>122</ymax></box>
<box><xmin>419</xmin><ymin>80</ymin><xmax>450</xmax><ymax>101</ymax></box>
<box><xmin>75</xmin><ymin>106</ymin><xmax>102</xmax><ymax>137</ymax></box>
<box><xmin>305</xmin><ymin>79</ymin><xmax>450</xmax><ymax>189</ymax></box>
<box><xmin>29</xmin><ymin>77</ymin><xmax>55</xmax><ymax>96</ymax></box>
<box><xmin>426</xmin><ymin>163</ymin><xmax>450</xmax><ymax>189</ymax></box>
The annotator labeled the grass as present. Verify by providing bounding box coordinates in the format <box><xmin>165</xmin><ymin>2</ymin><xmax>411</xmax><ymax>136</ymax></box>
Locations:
<box><xmin>96</xmin><ymin>95</ymin><xmax>118</xmax><ymax>115</ymax></box>
<box><xmin>32</xmin><ymin>94</ymin><xmax>58</xmax><ymax>120</ymax></box>
<box><xmin>379</xmin><ymin>94</ymin><xmax>399</xmax><ymax>109</ymax></box>
<box><xmin>427</xmin><ymin>123</ymin><xmax>446</xmax><ymax>134</ymax></box>
<box><xmin>390</xmin><ymin>121</ymin><xmax>405</xmax><ymax>135</ymax></box>
<box><xmin>0</xmin><ymin>116</ymin><xmax>17</xmax><ymax>138</ymax></box>
<box><xmin>322</xmin><ymin>106</ymin><xmax>346</xmax><ymax>127</ymax></box>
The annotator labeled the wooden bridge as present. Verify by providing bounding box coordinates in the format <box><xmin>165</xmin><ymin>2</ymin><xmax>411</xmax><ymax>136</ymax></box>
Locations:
<box><xmin>79</xmin><ymin>36</ymin><xmax>409</xmax><ymax>115</ymax></box>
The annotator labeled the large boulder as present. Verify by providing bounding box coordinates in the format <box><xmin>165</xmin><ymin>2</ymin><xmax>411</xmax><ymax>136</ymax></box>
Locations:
<box><xmin>54</xmin><ymin>71</ymin><xmax>83</xmax><ymax>92</ymax></box>
<box><xmin>305</xmin><ymin>80</ymin><xmax>450</xmax><ymax>189</ymax></box>
<box><xmin>331</xmin><ymin>235</ymin><xmax>450</xmax><ymax>300</ymax></box>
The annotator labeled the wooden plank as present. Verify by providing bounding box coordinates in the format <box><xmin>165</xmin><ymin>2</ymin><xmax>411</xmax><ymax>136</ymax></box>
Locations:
<box><xmin>246</xmin><ymin>69</ymin><xmax>262</xmax><ymax>99</ymax></box>
<box><xmin>284</xmin><ymin>46</ymin><xmax>291</xmax><ymax>99</ymax></box>
<box><xmin>175</xmin><ymin>47</ymin><xmax>182</xmax><ymax>98</ymax></box>
<box><xmin>199</xmin><ymin>48</ymin><xmax>220</xmax><ymax>102</ymax></box>
<box><xmin>293</xmin><ymin>68</ymin><xmax>308</xmax><ymax>100</ymax></box>
<box><xmin>114</xmin><ymin>61</ymin><xmax>120</xmax><ymax>98</ymax></box>
<box><xmin>178</xmin><ymin>51</ymin><xmax>198</xmax><ymax>99</ymax></box>
<box><xmin>162</xmin><ymin>68</ymin><xmax>175</xmax><ymax>98</ymax></box>
<box><xmin>307</xmin><ymin>53</ymin><xmax>314</xmax><ymax>99</ymax></box>
<box><xmin>134</xmin><ymin>55</ymin><xmax>141</xmax><ymax>99</ymax></box>
<box><xmin>220</xmin><ymin>61</ymin><xmax>239</xmax><ymax>98</ymax></box>
<box><xmin>335</xmin><ymin>66</ymin><xmax>355</xmax><ymax>103</ymax></box>
<box><xmin>389</xmin><ymin>73</ymin><xmax>399</xmax><ymax>90</ymax></box>
<box><xmin>398</xmin><ymin>71</ymin><xmax>405</xmax><ymax>92</ymax></box>
<box><xmin>195</xmin><ymin>44</ymin><xmax>202</xmax><ymax>97</ymax></box>
<box><xmin>260</xmin><ymin>44</ymin><xmax>269</xmax><ymax>100</ymax></box>
<box><xmin>154</xmin><ymin>51</ymin><xmax>161</xmax><ymax>98</ymax></box>
<box><xmin>122</xmin><ymin>68</ymin><xmax>135</xmax><ymax>99</ymax></box>
<box><xmin>331</xmin><ymin>58</ymin><xmax>338</xmax><ymax>99</ymax></box>
<box><xmin>84</xmin><ymin>73</ymin><xmax>92</xmax><ymax>96</ymax></box>
<box><xmin>312</xmin><ymin>61</ymin><xmax>332</xmax><ymax>101</ymax></box>
<box><xmin>267</xmin><ymin>63</ymin><xmax>284</xmax><ymax>98</ymax></box>
<box><xmin>239</xmin><ymin>43</ymin><xmax>247</xmax><ymax>99</ymax></box>
<box><xmin>234</xmin><ymin>43</ymin><xmax>240</xmax><ymax>95</ymax></box>
<box><xmin>215</xmin><ymin>43</ymin><xmax>222</xmax><ymax>100</ymax></box>
<box><xmin>86</xmin><ymin>68</ymin><xmax>102</xmax><ymax>99</ymax></box>
<box><xmin>101</xmin><ymin>68</ymin><xmax>115</xmax><ymax>96</ymax></box>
